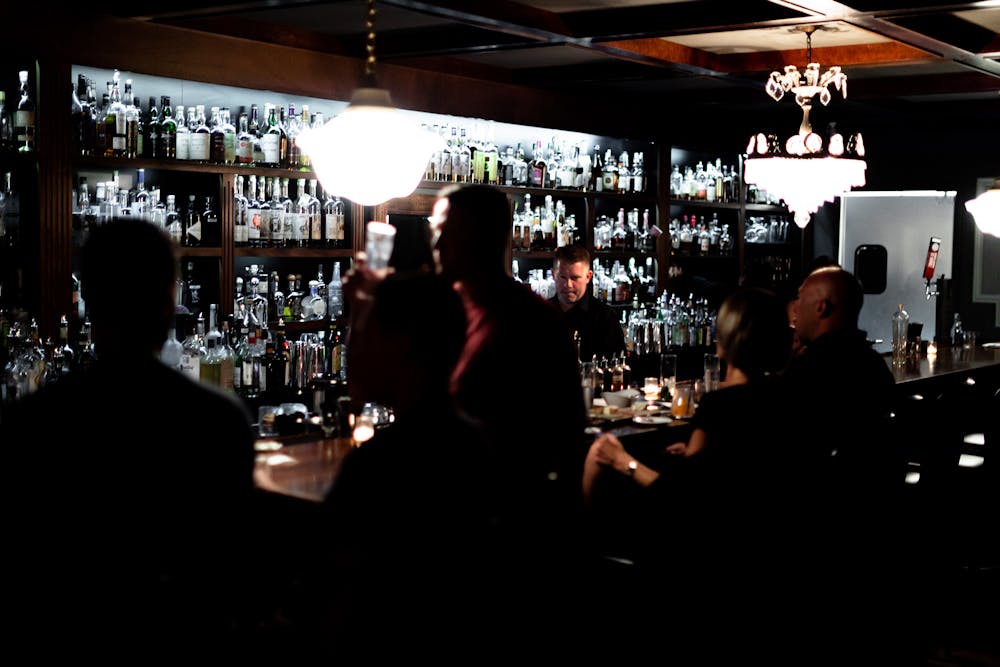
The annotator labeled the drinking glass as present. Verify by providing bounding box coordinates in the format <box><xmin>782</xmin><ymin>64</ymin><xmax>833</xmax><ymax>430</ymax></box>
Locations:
<box><xmin>365</xmin><ymin>221</ymin><xmax>397</xmax><ymax>270</ymax></box>
<box><xmin>671</xmin><ymin>380</ymin><xmax>694</xmax><ymax>418</ymax></box>
<box><xmin>580</xmin><ymin>362</ymin><xmax>595</xmax><ymax>411</ymax></box>
<box><xmin>704</xmin><ymin>353</ymin><xmax>721</xmax><ymax>392</ymax></box>
<box><xmin>659</xmin><ymin>353</ymin><xmax>677</xmax><ymax>395</ymax></box>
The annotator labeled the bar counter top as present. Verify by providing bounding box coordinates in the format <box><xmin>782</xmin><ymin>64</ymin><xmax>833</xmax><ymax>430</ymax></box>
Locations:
<box><xmin>886</xmin><ymin>344</ymin><xmax>1000</xmax><ymax>385</ymax></box>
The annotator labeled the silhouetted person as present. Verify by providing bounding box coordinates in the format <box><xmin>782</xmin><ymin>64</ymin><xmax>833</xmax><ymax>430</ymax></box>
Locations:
<box><xmin>309</xmin><ymin>272</ymin><xmax>495</xmax><ymax>660</ymax></box>
<box><xmin>1</xmin><ymin>219</ymin><xmax>256</xmax><ymax>660</ymax></box>
<box><xmin>550</xmin><ymin>243</ymin><xmax>626</xmax><ymax>361</ymax></box>
<box><xmin>429</xmin><ymin>184</ymin><xmax>589</xmax><ymax>652</ymax></box>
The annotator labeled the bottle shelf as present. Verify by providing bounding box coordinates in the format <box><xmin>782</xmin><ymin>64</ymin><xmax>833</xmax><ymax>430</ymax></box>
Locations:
<box><xmin>74</xmin><ymin>156</ymin><xmax>318</xmax><ymax>180</ymax></box>
<box><xmin>235</xmin><ymin>247</ymin><xmax>354</xmax><ymax>258</ymax></box>
<box><xmin>668</xmin><ymin>198</ymin><xmax>740</xmax><ymax>210</ymax></box>
<box><xmin>744</xmin><ymin>203</ymin><xmax>787</xmax><ymax>213</ymax></box>
<box><xmin>593</xmin><ymin>249</ymin><xmax>658</xmax><ymax>259</ymax></box>
<box><xmin>178</xmin><ymin>246</ymin><xmax>223</xmax><ymax>257</ymax></box>
<box><xmin>669</xmin><ymin>253</ymin><xmax>737</xmax><ymax>261</ymax></box>
<box><xmin>415</xmin><ymin>179</ymin><xmax>656</xmax><ymax>203</ymax></box>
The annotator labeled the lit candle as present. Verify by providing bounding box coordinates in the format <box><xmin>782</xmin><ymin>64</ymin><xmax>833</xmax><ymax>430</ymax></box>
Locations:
<box><xmin>643</xmin><ymin>377</ymin><xmax>661</xmax><ymax>401</ymax></box>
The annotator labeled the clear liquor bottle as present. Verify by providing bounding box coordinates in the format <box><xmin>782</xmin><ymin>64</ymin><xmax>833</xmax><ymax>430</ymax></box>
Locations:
<box><xmin>632</xmin><ymin>152</ymin><xmax>645</xmax><ymax>193</ymax></box>
<box><xmin>131</xmin><ymin>168</ymin><xmax>149</xmax><ymax>221</ymax></box>
<box><xmin>218</xmin><ymin>318</ymin><xmax>236</xmax><ymax>393</ymax></box>
<box><xmin>233</xmin><ymin>174</ymin><xmax>248</xmax><ymax>247</ymax></box>
<box><xmin>617</xmin><ymin>151</ymin><xmax>631</xmax><ymax>194</ymax></box>
<box><xmin>164</xmin><ymin>194</ymin><xmax>182</xmax><ymax>245</ymax></box>
<box><xmin>160</xmin><ymin>320</ymin><xmax>184</xmax><ymax>371</ymax></box>
<box><xmin>220</xmin><ymin>107</ymin><xmax>237</xmax><ymax>164</ymax></box>
<box><xmin>307</xmin><ymin>179</ymin><xmax>323</xmax><ymax>247</ymax></box>
<box><xmin>174</xmin><ymin>105</ymin><xmax>190</xmax><ymax>160</ymax></box>
<box><xmin>189</xmin><ymin>104</ymin><xmax>210</xmax><ymax>162</ymax></box>
<box><xmin>454</xmin><ymin>127</ymin><xmax>471</xmax><ymax>183</ymax></box>
<box><xmin>293</xmin><ymin>178</ymin><xmax>311</xmax><ymax>248</ymax></box>
<box><xmin>280</xmin><ymin>177</ymin><xmax>295</xmax><ymax>245</ymax></box>
<box><xmin>179</xmin><ymin>315</ymin><xmax>205</xmax><ymax>383</ymax></box>
<box><xmin>235</xmin><ymin>112</ymin><xmax>254</xmax><ymax>165</ymax></box>
<box><xmin>246</xmin><ymin>174</ymin><xmax>261</xmax><ymax>248</ymax></box>
<box><xmin>257</xmin><ymin>175</ymin><xmax>271</xmax><ymax>248</ymax></box>
<box><xmin>209</xmin><ymin>106</ymin><xmax>225</xmax><ymax>164</ymax></box>
<box><xmin>285</xmin><ymin>102</ymin><xmax>301</xmax><ymax>169</ymax></box>
<box><xmin>327</xmin><ymin>261</ymin><xmax>344</xmax><ymax>320</ymax></box>
<box><xmin>302</xmin><ymin>280</ymin><xmax>327</xmax><ymax>321</ymax></box>
<box><xmin>184</xmin><ymin>194</ymin><xmax>202</xmax><ymax>247</ymax></box>
<box><xmin>15</xmin><ymin>70</ymin><xmax>35</xmax><ymax>153</ymax></box>
<box><xmin>601</xmin><ymin>149</ymin><xmax>617</xmax><ymax>192</ymax></box>
<box><xmin>269</xmin><ymin>177</ymin><xmax>286</xmax><ymax>249</ymax></box>
<box><xmin>283</xmin><ymin>274</ymin><xmax>303</xmax><ymax>322</ymax></box>
<box><xmin>70</xmin><ymin>82</ymin><xmax>84</xmax><ymax>157</ymax></box>
<box><xmin>324</xmin><ymin>189</ymin><xmax>345</xmax><ymax>249</ymax></box>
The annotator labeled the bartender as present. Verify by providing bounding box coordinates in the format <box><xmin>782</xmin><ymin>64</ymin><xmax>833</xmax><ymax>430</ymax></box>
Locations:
<box><xmin>550</xmin><ymin>244</ymin><xmax>626</xmax><ymax>361</ymax></box>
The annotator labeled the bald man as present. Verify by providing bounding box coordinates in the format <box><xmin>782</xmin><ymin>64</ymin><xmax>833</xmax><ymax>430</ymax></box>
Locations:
<box><xmin>785</xmin><ymin>266</ymin><xmax>916</xmax><ymax>663</ymax></box>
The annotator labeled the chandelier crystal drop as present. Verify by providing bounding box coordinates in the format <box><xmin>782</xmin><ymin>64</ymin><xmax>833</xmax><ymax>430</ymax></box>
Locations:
<box><xmin>744</xmin><ymin>26</ymin><xmax>866</xmax><ymax>228</ymax></box>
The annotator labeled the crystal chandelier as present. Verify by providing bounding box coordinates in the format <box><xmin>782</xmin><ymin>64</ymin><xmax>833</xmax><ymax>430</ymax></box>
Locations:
<box><xmin>297</xmin><ymin>0</ymin><xmax>443</xmax><ymax>206</ymax></box>
<box><xmin>965</xmin><ymin>179</ymin><xmax>1000</xmax><ymax>238</ymax></box>
<box><xmin>744</xmin><ymin>26</ymin><xmax>866</xmax><ymax>228</ymax></box>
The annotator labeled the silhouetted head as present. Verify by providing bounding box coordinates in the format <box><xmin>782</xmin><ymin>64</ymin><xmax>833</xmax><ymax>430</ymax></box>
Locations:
<box><xmin>347</xmin><ymin>271</ymin><xmax>466</xmax><ymax>413</ymax></box>
<box><xmin>791</xmin><ymin>266</ymin><xmax>865</xmax><ymax>346</ymax></box>
<box><xmin>715</xmin><ymin>287</ymin><xmax>791</xmax><ymax>378</ymax></box>
<box><xmin>429</xmin><ymin>184</ymin><xmax>512</xmax><ymax>285</ymax></box>
<box><xmin>81</xmin><ymin>219</ymin><xmax>177</xmax><ymax>356</ymax></box>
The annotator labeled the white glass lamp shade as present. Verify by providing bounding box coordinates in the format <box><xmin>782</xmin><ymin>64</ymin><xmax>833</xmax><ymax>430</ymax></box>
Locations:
<box><xmin>297</xmin><ymin>88</ymin><xmax>444</xmax><ymax>206</ymax></box>
<box><xmin>965</xmin><ymin>188</ymin><xmax>1000</xmax><ymax>238</ymax></box>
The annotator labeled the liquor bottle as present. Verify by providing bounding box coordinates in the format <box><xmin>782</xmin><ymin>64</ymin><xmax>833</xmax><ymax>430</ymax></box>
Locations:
<box><xmin>184</xmin><ymin>194</ymin><xmax>202</xmax><ymax>247</ymax></box>
<box><xmin>277</xmin><ymin>105</ymin><xmax>290</xmax><ymax>167</ymax></box>
<box><xmin>891</xmin><ymin>303</ymin><xmax>909</xmax><ymax>366</ymax></box>
<box><xmin>590</xmin><ymin>144</ymin><xmax>603</xmax><ymax>192</ymax></box>
<box><xmin>235</xmin><ymin>112</ymin><xmax>253</xmax><ymax>165</ymax></box>
<box><xmin>632</xmin><ymin>152</ymin><xmax>645</xmax><ymax>193</ymax></box>
<box><xmin>0</xmin><ymin>90</ymin><xmax>14</xmax><ymax>153</ymax></box>
<box><xmin>601</xmin><ymin>149</ymin><xmax>617</xmax><ymax>192</ymax></box>
<box><xmin>189</xmin><ymin>104</ymin><xmax>211</xmax><ymax>162</ymax></box>
<box><xmin>199</xmin><ymin>304</ymin><xmax>225</xmax><ymax>388</ymax></box>
<box><xmin>233</xmin><ymin>174</ymin><xmax>248</xmax><ymax>248</ymax></box>
<box><xmin>617</xmin><ymin>151</ymin><xmax>631</xmax><ymax>194</ymax></box>
<box><xmin>220</xmin><ymin>107</ymin><xmax>237</xmax><ymax>164</ymax></box>
<box><xmin>324</xmin><ymin>189</ymin><xmax>345</xmax><ymax>248</ymax></box>
<box><xmin>145</xmin><ymin>96</ymin><xmax>159</xmax><ymax>158</ymax></box>
<box><xmin>292</xmin><ymin>178</ymin><xmax>311</xmax><ymax>248</ymax></box>
<box><xmin>158</xmin><ymin>96</ymin><xmax>176</xmax><ymax>159</ymax></box>
<box><xmin>126</xmin><ymin>94</ymin><xmax>141</xmax><ymax>159</ymax></box>
<box><xmin>261</xmin><ymin>104</ymin><xmax>281</xmax><ymax>167</ymax></box>
<box><xmin>257</xmin><ymin>175</ymin><xmax>271</xmax><ymax>248</ymax></box>
<box><xmin>279</xmin><ymin>177</ymin><xmax>295</xmax><ymax>245</ymax></box>
<box><xmin>327</xmin><ymin>261</ymin><xmax>344</xmax><ymax>320</ymax></box>
<box><xmin>246</xmin><ymin>174</ymin><xmax>261</xmax><ymax>248</ymax></box>
<box><xmin>454</xmin><ymin>127</ymin><xmax>471</xmax><ymax>183</ymax></box>
<box><xmin>285</xmin><ymin>102</ymin><xmax>301</xmax><ymax>169</ymax></box>
<box><xmin>209</xmin><ymin>106</ymin><xmax>225</xmax><ymax>164</ymax></box>
<box><xmin>299</xmin><ymin>104</ymin><xmax>312</xmax><ymax>171</ymax></box>
<box><xmin>218</xmin><ymin>318</ymin><xmax>236</xmax><ymax>393</ymax></box>
<box><xmin>70</xmin><ymin>82</ymin><xmax>84</xmax><ymax>157</ymax></box>
<box><xmin>307</xmin><ymin>179</ymin><xmax>323</xmax><ymax>247</ymax></box>
<box><xmin>202</xmin><ymin>195</ymin><xmax>219</xmax><ymax>247</ymax></box>
<box><xmin>0</xmin><ymin>171</ymin><xmax>18</xmax><ymax>249</ymax></box>
<box><xmin>131</xmin><ymin>168</ymin><xmax>149</xmax><ymax>220</ymax></box>
<box><xmin>269</xmin><ymin>177</ymin><xmax>286</xmax><ymax>249</ymax></box>
<box><xmin>249</xmin><ymin>104</ymin><xmax>265</xmax><ymax>165</ymax></box>
<box><xmin>283</xmin><ymin>274</ymin><xmax>303</xmax><ymax>322</ymax></box>
<box><xmin>179</xmin><ymin>316</ymin><xmax>204</xmax><ymax>383</ymax></box>
<box><xmin>164</xmin><ymin>194</ymin><xmax>182</xmax><ymax>246</ymax></box>
<box><xmin>529</xmin><ymin>139</ymin><xmax>547</xmax><ymax>188</ymax></box>
<box><xmin>174</xmin><ymin>105</ymin><xmax>190</xmax><ymax>160</ymax></box>
<box><xmin>302</xmin><ymin>280</ymin><xmax>327</xmax><ymax>321</ymax></box>
<box><xmin>183</xmin><ymin>260</ymin><xmax>202</xmax><ymax>316</ymax></box>
<box><xmin>15</xmin><ymin>70</ymin><xmax>35</xmax><ymax>153</ymax></box>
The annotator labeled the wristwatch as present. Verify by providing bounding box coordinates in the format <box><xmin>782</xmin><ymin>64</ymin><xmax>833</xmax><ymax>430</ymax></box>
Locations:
<box><xmin>625</xmin><ymin>459</ymin><xmax>638</xmax><ymax>477</ymax></box>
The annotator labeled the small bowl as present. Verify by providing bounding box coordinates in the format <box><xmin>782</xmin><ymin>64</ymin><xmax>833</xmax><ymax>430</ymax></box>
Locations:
<box><xmin>602</xmin><ymin>389</ymin><xmax>640</xmax><ymax>408</ymax></box>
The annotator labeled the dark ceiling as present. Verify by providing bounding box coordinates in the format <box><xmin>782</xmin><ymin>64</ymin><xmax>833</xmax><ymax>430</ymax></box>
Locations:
<box><xmin>99</xmin><ymin>1</ymin><xmax>1000</xmax><ymax>141</ymax></box>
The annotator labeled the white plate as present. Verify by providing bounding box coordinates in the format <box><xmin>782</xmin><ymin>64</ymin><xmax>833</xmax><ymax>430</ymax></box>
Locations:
<box><xmin>633</xmin><ymin>415</ymin><xmax>672</xmax><ymax>425</ymax></box>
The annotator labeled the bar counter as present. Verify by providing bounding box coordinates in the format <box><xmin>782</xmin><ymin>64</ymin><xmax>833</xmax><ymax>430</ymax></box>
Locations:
<box><xmin>886</xmin><ymin>344</ymin><xmax>1000</xmax><ymax>385</ymax></box>
<box><xmin>254</xmin><ymin>346</ymin><xmax>1000</xmax><ymax>504</ymax></box>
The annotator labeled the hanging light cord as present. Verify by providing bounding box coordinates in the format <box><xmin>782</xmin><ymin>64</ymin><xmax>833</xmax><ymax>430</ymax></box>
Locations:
<box><xmin>364</xmin><ymin>0</ymin><xmax>377</xmax><ymax>86</ymax></box>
